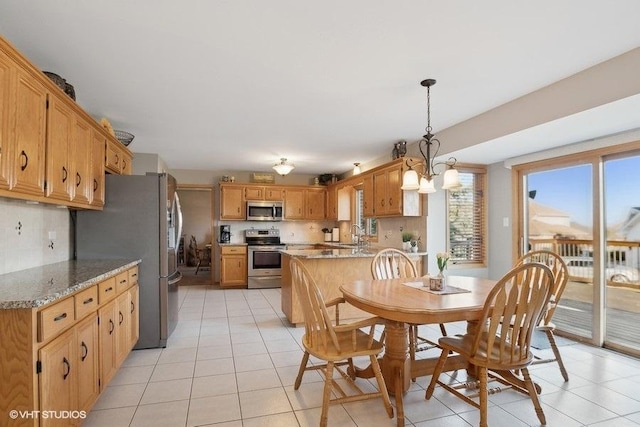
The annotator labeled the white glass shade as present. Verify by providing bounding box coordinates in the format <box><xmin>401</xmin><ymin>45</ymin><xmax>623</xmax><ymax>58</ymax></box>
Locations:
<box><xmin>401</xmin><ymin>169</ymin><xmax>420</xmax><ymax>191</ymax></box>
<box><xmin>273</xmin><ymin>158</ymin><xmax>294</xmax><ymax>176</ymax></box>
<box><xmin>353</xmin><ymin>163</ymin><xmax>361</xmax><ymax>175</ymax></box>
<box><xmin>442</xmin><ymin>167</ymin><xmax>462</xmax><ymax>190</ymax></box>
<box><xmin>418</xmin><ymin>176</ymin><xmax>436</xmax><ymax>193</ymax></box>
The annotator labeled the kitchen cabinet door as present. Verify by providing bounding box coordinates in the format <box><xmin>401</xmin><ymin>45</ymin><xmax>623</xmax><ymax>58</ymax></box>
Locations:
<box><xmin>129</xmin><ymin>284</ymin><xmax>139</xmax><ymax>348</ymax></box>
<box><xmin>305</xmin><ymin>188</ymin><xmax>325</xmax><ymax>219</ymax></box>
<box><xmin>76</xmin><ymin>313</ymin><xmax>99</xmax><ymax>413</ymax></box>
<box><xmin>363</xmin><ymin>174</ymin><xmax>374</xmax><ymax>217</ymax></box>
<box><xmin>220</xmin><ymin>246</ymin><xmax>247</xmax><ymax>287</ymax></box>
<box><xmin>244</xmin><ymin>186</ymin><xmax>264</xmax><ymax>200</ymax></box>
<box><xmin>0</xmin><ymin>49</ymin><xmax>12</xmax><ymax>189</ymax></box>
<box><xmin>45</xmin><ymin>95</ymin><xmax>74</xmax><ymax>201</ymax></box>
<box><xmin>39</xmin><ymin>328</ymin><xmax>76</xmax><ymax>427</ymax></box>
<box><xmin>220</xmin><ymin>184</ymin><xmax>245</xmax><ymax>219</ymax></box>
<box><xmin>71</xmin><ymin>115</ymin><xmax>92</xmax><ymax>205</ymax></box>
<box><xmin>264</xmin><ymin>186</ymin><xmax>284</xmax><ymax>201</ymax></box>
<box><xmin>284</xmin><ymin>188</ymin><xmax>304</xmax><ymax>220</ymax></box>
<box><xmin>98</xmin><ymin>298</ymin><xmax>118</xmax><ymax>386</ymax></box>
<box><xmin>326</xmin><ymin>185</ymin><xmax>337</xmax><ymax>220</ymax></box>
<box><xmin>90</xmin><ymin>130</ymin><xmax>105</xmax><ymax>208</ymax></box>
<box><xmin>115</xmin><ymin>290</ymin><xmax>131</xmax><ymax>366</ymax></box>
<box><xmin>10</xmin><ymin>65</ymin><xmax>46</xmax><ymax>196</ymax></box>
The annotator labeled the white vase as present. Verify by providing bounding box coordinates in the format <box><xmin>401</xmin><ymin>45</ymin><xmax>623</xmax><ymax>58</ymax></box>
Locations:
<box><xmin>403</xmin><ymin>241</ymin><xmax>411</xmax><ymax>251</ymax></box>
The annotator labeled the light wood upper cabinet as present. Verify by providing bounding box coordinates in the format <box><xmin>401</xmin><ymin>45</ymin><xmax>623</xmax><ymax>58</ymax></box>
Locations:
<box><xmin>45</xmin><ymin>94</ymin><xmax>74</xmax><ymax>201</ymax></box>
<box><xmin>220</xmin><ymin>184</ymin><xmax>245</xmax><ymax>219</ymax></box>
<box><xmin>10</xmin><ymin>64</ymin><xmax>47</xmax><ymax>197</ymax></box>
<box><xmin>90</xmin><ymin>130</ymin><xmax>106</xmax><ymax>208</ymax></box>
<box><xmin>284</xmin><ymin>187</ymin><xmax>305</xmax><ymax>220</ymax></box>
<box><xmin>264</xmin><ymin>186</ymin><xmax>284</xmax><ymax>200</ymax></box>
<box><xmin>369</xmin><ymin>160</ymin><xmax>421</xmax><ymax>217</ymax></box>
<box><xmin>305</xmin><ymin>188</ymin><xmax>326</xmax><ymax>219</ymax></box>
<box><xmin>0</xmin><ymin>49</ymin><xmax>12</xmax><ymax>189</ymax></box>
<box><xmin>72</xmin><ymin>117</ymin><xmax>92</xmax><ymax>205</ymax></box>
<box><xmin>243</xmin><ymin>185</ymin><xmax>283</xmax><ymax>201</ymax></box>
<box><xmin>326</xmin><ymin>185</ymin><xmax>337</xmax><ymax>220</ymax></box>
<box><xmin>105</xmin><ymin>139</ymin><xmax>132</xmax><ymax>175</ymax></box>
<box><xmin>363</xmin><ymin>174</ymin><xmax>374</xmax><ymax>217</ymax></box>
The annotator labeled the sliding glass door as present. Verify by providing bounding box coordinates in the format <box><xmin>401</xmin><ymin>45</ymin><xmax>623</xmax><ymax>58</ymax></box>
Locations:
<box><xmin>525</xmin><ymin>164</ymin><xmax>594</xmax><ymax>340</ymax></box>
<box><xmin>517</xmin><ymin>147</ymin><xmax>640</xmax><ymax>354</ymax></box>
<box><xmin>603</xmin><ymin>154</ymin><xmax>640</xmax><ymax>352</ymax></box>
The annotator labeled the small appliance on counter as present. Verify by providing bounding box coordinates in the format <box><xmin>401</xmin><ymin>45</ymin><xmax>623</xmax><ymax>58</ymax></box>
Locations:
<box><xmin>219</xmin><ymin>225</ymin><xmax>231</xmax><ymax>243</ymax></box>
<box><xmin>332</xmin><ymin>227</ymin><xmax>340</xmax><ymax>242</ymax></box>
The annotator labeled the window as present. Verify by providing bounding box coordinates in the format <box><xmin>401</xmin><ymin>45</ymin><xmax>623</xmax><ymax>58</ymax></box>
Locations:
<box><xmin>447</xmin><ymin>167</ymin><xmax>486</xmax><ymax>265</ymax></box>
<box><xmin>355</xmin><ymin>188</ymin><xmax>377</xmax><ymax>237</ymax></box>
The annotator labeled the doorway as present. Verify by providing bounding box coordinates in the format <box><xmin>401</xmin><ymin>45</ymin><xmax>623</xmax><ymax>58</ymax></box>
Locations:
<box><xmin>177</xmin><ymin>185</ymin><xmax>214</xmax><ymax>285</ymax></box>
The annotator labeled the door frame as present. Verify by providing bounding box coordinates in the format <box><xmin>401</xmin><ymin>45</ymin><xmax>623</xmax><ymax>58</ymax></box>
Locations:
<box><xmin>177</xmin><ymin>184</ymin><xmax>215</xmax><ymax>282</ymax></box>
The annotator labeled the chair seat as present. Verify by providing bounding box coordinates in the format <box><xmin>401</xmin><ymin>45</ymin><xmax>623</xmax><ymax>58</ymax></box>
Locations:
<box><xmin>303</xmin><ymin>330</ymin><xmax>384</xmax><ymax>362</ymax></box>
<box><xmin>439</xmin><ymin>333</ymin><xmax>534</xmax><ymax>371</ymax></box>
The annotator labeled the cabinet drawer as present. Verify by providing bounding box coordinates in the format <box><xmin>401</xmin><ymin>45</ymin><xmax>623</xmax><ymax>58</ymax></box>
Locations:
<box><xmin>128</xmin><ymin>266</ymin><xmax>139</xmax><ymax>285</ymax></box>
<box><xmin>115</xmin><ymin>271</ymin><xmax>130</xmax><ymax>293</ymax></box>
<box><xmin>221</xmin><ymin>246</ymin><xmax>247</xmax><ymax>255</ymax></box>
<box><xmin>75</xmin><ymin>285</ymin><xmax>98</xmax><ymax>320</ymax></box>
<box><xmin>38</xmin><ymin>297</ymin><xmax>75</xmax><ymax>343</ymax></box>
<box><xmin>98</xmin><ymin>277</ymin><xmax>117</xmax><ymax>304</ymax></box>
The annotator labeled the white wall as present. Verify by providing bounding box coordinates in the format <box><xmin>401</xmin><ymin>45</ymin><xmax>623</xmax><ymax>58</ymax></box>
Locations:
<box><xmin>0</xmin><ymin>198</ymin><xmax>72</xmax><ymax>275</ymax></box>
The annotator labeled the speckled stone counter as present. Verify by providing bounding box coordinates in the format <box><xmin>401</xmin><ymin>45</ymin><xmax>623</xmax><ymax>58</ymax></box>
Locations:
<box><xmin>0</xmin><ymin>259</ymin><xmax>141</xmax><ymax>309</ymax></box>
<box><xmin>281</xmin><ymin>247</ymin><xmax>427</xmax><ymax>259</ymax></box>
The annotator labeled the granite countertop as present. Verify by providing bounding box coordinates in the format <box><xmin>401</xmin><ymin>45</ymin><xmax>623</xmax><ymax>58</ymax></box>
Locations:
<box><xmin>0</xmin><ymin>259</ymin><xmax>141</xmax><ymax>309</ymax></box>
<box><xmin>281</xmin><ymin>247</ymin><xmax>427</xmax><ymax>259</ymax></box>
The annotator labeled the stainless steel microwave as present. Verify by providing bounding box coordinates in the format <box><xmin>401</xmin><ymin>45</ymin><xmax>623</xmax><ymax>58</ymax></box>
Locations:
<box><xmin>246</xmin><ymin>200</ymin><xmax>284</xmax><ymax>221</ymax></box>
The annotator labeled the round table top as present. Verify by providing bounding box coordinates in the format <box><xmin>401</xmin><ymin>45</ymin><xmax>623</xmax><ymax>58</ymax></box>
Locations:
<box><xmin>340</xmin><ymin>275</ymin><xmax>497</xmax><ymax>324</ymax></box>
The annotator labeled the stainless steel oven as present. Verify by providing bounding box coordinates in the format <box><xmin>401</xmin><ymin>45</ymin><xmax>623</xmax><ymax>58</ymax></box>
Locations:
<box><xmin>245</xmin><ymin>229</ymin><xmax>285</xmax><ymax>289</ymax></box>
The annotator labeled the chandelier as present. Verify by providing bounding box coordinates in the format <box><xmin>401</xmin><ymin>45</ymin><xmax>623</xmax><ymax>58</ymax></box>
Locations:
<box><xmin>273</xmin><ymin>158</ymin><xmax>295</xmax><ymax>176</ymax></box>
<box><xmin>401</xmin><ymin>79</ymin><xmax>461</xmax><ymax>193</ymax></box>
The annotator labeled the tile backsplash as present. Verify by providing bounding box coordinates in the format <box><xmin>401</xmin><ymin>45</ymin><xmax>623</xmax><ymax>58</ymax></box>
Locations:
<box><xmin>0</xmin><ymin>198</ymin><xmax>72</xmax><ymax>275</ymax></box>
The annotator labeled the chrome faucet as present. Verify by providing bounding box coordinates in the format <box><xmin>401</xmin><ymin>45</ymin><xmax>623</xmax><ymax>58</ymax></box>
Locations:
<box><xmin>351</xmin><ymin>224</ymin><xmax>363</xmax><ymax>246</ymax></box>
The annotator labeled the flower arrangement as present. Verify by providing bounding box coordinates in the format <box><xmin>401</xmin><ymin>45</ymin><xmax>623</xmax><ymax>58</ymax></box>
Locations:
<box><xmin>436</xmin><ymin>252</ymin><xmax>450</xmax><ymax>274</ymax></box>
<box><xmin>401</xmin><ymin>231</ymin><xmax>412</xmax><ymax>242</ymax></box>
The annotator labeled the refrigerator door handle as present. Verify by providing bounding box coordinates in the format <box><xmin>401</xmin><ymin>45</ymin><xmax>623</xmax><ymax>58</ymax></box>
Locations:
<box><xmin>168</xmin><ymin>270</ymin><xmax>183</xmax><ymax>285</ymax></box>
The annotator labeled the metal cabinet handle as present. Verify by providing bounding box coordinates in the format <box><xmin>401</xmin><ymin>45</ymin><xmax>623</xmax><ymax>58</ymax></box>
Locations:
<box><xmin>81</xmin><ymin>341</ymin><xmax>88</xmax><ymax>361</ymax></box>
<box><xmin>131</xmin><ymin>300</ymin><xmax>135</xmax><ymax>314</ymax></box>
<box><xmin>83</xmin><ymin>297</ymin><xmax>94</xmax><ymax>305</ymax></box>
<box><xmin>63</xmin><ymin>357</ymin><xmax>70</xmax><ymax>380</ymax></box>
<box><xmin>76</xmin><ymin>172</ymin><xmax>81</xmax><ymax>187</ymax></box>
<box><xmin>115</xmin><ymin>153</ymin><xmax>119</xmax><ymax>165</ymax></box>
<box><xmin>109</xmin><ymin>319</ymin><xmax>114</xmax><ymax>335</ymax></box>
<box><xmin>20</xmin><ymin>150</ymin><xmax>28</xmax><ymax>171</ymax></box>
<box><xmin>93</xmin><ymin>179</ymin><xmax>98</xmax><ymax>191</ymax></box>
<box><xmin>53</xmin><ymin>312</ymin><xmax>68</xmax><ymax>322</ymax></box>
<box><xmin>62</xmin><ymin>166</ymin><xmax>67</xmax><ymax>182</ymax></box>
<box><xmin>119</xmin><ymin>311</ymin><xmax>124</xmax><ymax>325</ymax></box>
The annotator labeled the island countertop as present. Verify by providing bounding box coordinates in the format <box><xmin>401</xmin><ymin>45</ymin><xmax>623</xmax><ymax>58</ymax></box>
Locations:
<box><xmin>281</xmin><ymin>246</ymin><xmax>427</xmax><ymax>259</ymax></box>
<box><xmin>0</xmin><ymin>259</ymin><xmax>141</xmax><ymax>309</ymax></box>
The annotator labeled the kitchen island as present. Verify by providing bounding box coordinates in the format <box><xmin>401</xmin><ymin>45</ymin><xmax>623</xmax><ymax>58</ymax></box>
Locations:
<box><xmin>281</xmin><ymin>247</ymin><xmax>425</xmax><ymax>325</ymax></box>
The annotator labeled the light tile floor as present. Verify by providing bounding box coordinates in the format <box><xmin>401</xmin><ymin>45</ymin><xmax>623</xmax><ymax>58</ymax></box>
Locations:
<box><xmin>85</xmin><ymin>285</ymin><xmax>640</xmax><ymax>427</ymax></box>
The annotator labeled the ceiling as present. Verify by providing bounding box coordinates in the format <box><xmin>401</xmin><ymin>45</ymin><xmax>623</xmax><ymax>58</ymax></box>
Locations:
<box><xmin>1</xmin><ymin>1</ymin><xmax>640</xmax><ymax>175</ymax></box>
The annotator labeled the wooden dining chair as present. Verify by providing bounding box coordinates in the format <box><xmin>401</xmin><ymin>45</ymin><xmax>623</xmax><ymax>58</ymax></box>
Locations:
<box><xmin>371</xmin><ymin>248</ymin><xmax>448</xmax><ymax>376</ymax></box>
<box><xmin>290</xmin><ymin>257</ymin><xmax>393</xmax><ymax>427</ymax></box>
<box><xmin>516</xmin><ymin>249</ymin><xmax>570</xmax><ymax>381</ymax></box>
<box><xmin>425</xmin><ymin>262</ymin><xmax>554</xmax><ymax>427</ymax></box>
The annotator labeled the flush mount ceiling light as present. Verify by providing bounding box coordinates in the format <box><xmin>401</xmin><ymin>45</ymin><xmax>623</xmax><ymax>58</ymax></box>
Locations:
<box><xmin>273</xmin><ymin>158</ymin><xmax>295</xmax><ymax>176</ymax></box>
<box><xmin>401</xmin><ymin>78</ymin><xmax>461</xmax><ymax>194</ymax></box>
<box><xmin>353</xmin><ymin>163</ymin><xmax>361</xmax><ymax>175</ymax></box>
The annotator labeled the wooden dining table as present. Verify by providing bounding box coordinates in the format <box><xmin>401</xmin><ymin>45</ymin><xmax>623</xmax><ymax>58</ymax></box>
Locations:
<box><xmin>340</xmin><ymin>275</ymin><xmax>497</xmax><ymax>427</ymax></box>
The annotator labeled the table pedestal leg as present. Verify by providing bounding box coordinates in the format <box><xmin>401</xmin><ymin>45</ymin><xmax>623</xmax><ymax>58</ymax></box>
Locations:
<box><xmin>381</xmin><ymin>320</ymin><xmax>410</xmax><ymax>427</ymax></box>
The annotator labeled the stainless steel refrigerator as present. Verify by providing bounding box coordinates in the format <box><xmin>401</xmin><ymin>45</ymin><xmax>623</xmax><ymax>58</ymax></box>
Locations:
<box><xmin>76</xmin><ymin>173</ymin><xmax>183</xmax><ymax>349</ymax></box>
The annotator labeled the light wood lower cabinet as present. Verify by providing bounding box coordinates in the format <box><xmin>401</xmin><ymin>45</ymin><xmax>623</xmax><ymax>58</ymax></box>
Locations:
<box><xmin>0</xmin><ymin>265</ymin><xmax>139</xmax><ymax>427</ymax></box>
<box><xmin>220</xmin><ymin>245</ymin><xmax>247</xmax><ymax>287</ymax></box>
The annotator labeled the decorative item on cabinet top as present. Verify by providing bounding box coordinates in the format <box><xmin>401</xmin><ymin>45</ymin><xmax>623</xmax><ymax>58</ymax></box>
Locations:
<box><xmin>43</xmin><ymin>71</ymin><xmax>76</xmax><ymax>101</ymax></box>
<box><xmin>114</xmin><ymin>130</ymin><xmax>135</xmax><ymax>147</ymax></box>
<box><xmin>251</xmin><ymin>172</ymin><xmax>276</xmax><ymax>184</ymax></box>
